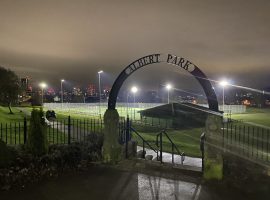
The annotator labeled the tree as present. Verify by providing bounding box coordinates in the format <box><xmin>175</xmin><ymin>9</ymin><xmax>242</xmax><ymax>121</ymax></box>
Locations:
<box><xmin>27</xmin><ymin>108</ymin><xmax>48</xmax><ymax>156</ymax></box>
<box><xmin>0</xmin><ymin>66</ymin><xmax>20</xmax><ymax>114</ymax></box>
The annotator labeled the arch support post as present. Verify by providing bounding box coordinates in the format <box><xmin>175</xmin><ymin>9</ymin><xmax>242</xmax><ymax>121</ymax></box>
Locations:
<box><xmin>102</xmin><ymin>109</ymin><xmax>122</xmax><ymax>163</ymax></box>
<box><xmin>204</xmin><ymin>114</ymin><xmax>223</xmax><ymax>180</ymax></box>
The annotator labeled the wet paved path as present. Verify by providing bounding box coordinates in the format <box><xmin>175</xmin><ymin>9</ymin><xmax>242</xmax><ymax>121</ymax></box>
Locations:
<box><xmin>0</xmin><ymin>167</ymin><xmax>201</xmax><ymax>200</ymax></box>
<box><xmin>0</xmin><ymin>165</ymin><xmax>255</xmax><ymax>200</ymax></box>
<box><xmin>137</xmin><ymin>146</ymin><xmax>202</xmax><ymax>169</ymax></box>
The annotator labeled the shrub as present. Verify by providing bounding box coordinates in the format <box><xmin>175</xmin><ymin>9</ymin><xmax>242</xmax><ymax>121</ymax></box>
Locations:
<box><xmin>81</xmin><ymin>133</ymin><xmax>103</xmax><ymax>161</ymax></box>
<box><xmin>27</xmin><ymin>108</ymin><xmax>48</xmax><ymax>156</ymax></box>
<box><xmin>49</xmin><ymin>144</ymin><xmax>82</xmax><ymax>169</ymax></box>
<box><xmin>0</xmin><ymin>140</ymin><xmax>17</xmax><ymax>168</ymax></box>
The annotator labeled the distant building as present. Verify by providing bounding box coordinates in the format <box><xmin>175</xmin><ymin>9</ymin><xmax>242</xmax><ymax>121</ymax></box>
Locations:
<box><xmin>21</xmin><ymin>77</ymin><xmax>29</xmax><ymax>90</ymax></box>
<box><xmin>54</xmin><ymin>96</ymin><xmax>60</xmax><ymax>102</ymax></box>
<box><xmin>72</xmin><ymin>87</ymin><xmax>83</xmax><ymax>96</ymax></box>
<box><xmin>20</xmin><ymin>77</ymin><xmax>32</xmax><ymax>93</ymax></box>
<box><xmin>103</xmin><ymin>85</ymin><xmax>111</xmax><ymax>99</ymax></box>
<box><xmin>19</xmin><ymin>77</ymin><xmax>33</xmax><ymax>104</ymax></box>
<box><xmin>46</xmin><ymin>87</ymin><xmax>56</xmax><ymax>96</ymax></box>
<box><xmin>86</xmin><ymin>84</ymin><xmax>96</xmax><ymax>96</ymax></box>
<box><xmin>178</xmin><ymin>95</ymin><xmax>197</xmax><ymax>104</ymax></box>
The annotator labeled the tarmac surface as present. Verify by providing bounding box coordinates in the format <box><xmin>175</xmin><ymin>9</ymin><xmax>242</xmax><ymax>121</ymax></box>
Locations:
<box><xmin>0</xmin><ymin>164</ymin><xmax>256</xmax><ymax>200</ymax></box>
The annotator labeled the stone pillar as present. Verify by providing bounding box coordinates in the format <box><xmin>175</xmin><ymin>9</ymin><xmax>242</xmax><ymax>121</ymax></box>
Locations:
<box><xmin>204</xmin><ymin>114</ymin><xmax>223</xmax><ymax>180</ymax></box>
<box><xmin>103</xmin><ymin>109</ymin><xmax>122</xmax><ymax>163</ymax></box>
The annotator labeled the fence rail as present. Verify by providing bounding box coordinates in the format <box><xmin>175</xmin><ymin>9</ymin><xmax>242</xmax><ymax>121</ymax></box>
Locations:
<box><xmin>132</xmin><ymin>117</ymin><xmax>173</xmax><ymax>128</ymax></box>
<box><xmin>222</xmin><ymin>122</ymin><xmax>270</xmax><ymax>163</ymax></box>
<box><xmin>2</xmin><ymin>115</ymin><xmax>269</xmax><ymax>165</ymax></box>
<box><xmin>0</xmin><ymin>117</ymin><xmax>104</xmax><ymax>145</ymax></box>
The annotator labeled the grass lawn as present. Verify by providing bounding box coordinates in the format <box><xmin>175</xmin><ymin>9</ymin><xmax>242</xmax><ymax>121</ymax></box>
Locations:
<box><xmin>0</xmin><ymin>105</ymin><xmax>203</xmax><ymax>157</ymax></box>
<box><xmin>55</xmin><ymin>110</ymin><xmax>201</xmax><ymax>157</ymax></box>
<box><xmin>231</xmin><ymin>107</ymin><xmax>270</xmax><ymax>128</ymax></box>
<box><xmin>0</xmin><ymin>106</ymin><xmax>26</xmax><ymax>124</ymax></box>
<box><xmin>5</xmin><ymin>104</ymin><xmax>270</xmax><ymax>158</ymax></box>
<box><xmin>132</xmin><ymin>124</ymin><xmax>202</xmax><ymax>157</ymax></box>
<box><xmin>56</xmin><ymin>112</ymin><xmax>102</xmax><ymax>120</ymax></box>
<box><xmin>0</xmin><ymin>106</ymin><xmax>67</xmax><ymax>145</ymax></box>
<box><xmin>53</xmin><ymin>108</ymin><xmax>143</xmax><ymax>121</ymax></box>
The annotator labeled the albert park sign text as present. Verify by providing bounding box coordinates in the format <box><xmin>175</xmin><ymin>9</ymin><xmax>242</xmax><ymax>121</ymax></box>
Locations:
<box><xmin>125</xmin><ymin>54</ymin><xmax>196</xmax><ymax>75</ymax></box>
<box><xmin>108</xmin><ymin>53</ymin><xmax>219</xmax><ymax>112</ymax></box>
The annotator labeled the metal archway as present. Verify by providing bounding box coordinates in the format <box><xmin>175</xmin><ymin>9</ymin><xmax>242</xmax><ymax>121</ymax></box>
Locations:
<box><xmin>108</xmin><ymin>53</ymin><xmax>219</xmax><ymax>111</ymax></box>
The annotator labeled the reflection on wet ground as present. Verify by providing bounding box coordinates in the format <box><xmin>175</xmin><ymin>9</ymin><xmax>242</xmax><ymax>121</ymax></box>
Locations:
<box><xmin>137</xmin><ymin>146</ymin><xmax>202</xmax><ymax>168</ymax></box>
<box><xmin>138</xmin><ymin>174</ymin><xmax>200</xmax><ymax>200</ymax></box>
<box><xmin>0</xmin><ymin>166</ymin><xmax>267</xmax><ymax>200</ymax></box>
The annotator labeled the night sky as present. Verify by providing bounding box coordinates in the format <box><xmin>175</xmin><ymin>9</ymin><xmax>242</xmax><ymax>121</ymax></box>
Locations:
<box><xmin>0</xmin><ymin>0</ymin><xmax>270</xmax><ymax>92</ymax></box>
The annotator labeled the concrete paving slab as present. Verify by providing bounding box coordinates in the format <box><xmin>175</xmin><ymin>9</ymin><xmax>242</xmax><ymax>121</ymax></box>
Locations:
<box><xmin>137</xmin><ymin>146</ymin><xmax>202</xmax><ymax>168</ymax></box>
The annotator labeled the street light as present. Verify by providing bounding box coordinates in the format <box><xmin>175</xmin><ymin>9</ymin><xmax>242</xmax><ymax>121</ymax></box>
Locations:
<box><xmin>98</xmin><ymin>70</ymin><xmax>103</xmax><ymax>117</ymax></box>
<box><xmin>166</xmin><ymin>84</ymin><xmax>172</xmax><ymax>104</ymax></box>
<box><xmin>126</xmin><ymin>92</ymin><xmax>129</xmax><ymax>117</ymax></box>
<box><xmin>39</xmin><ymin>82</ymin><xmax>47</xmax><ymax>106</ymax></box>
<box><xmin>219</xmin><ymin>80</ymin><xmax>229</xmax><ymax>112</ymax></box>
<box><xmin>131</xmin><ymin>86</ymin><xmax>138</xmax><ymax>96</ymax></box>
<box><xmin>131</xmin><ymin>86</ymin><xmax>138</xmax><ymax>120</ymax></box>
<box><xmin>60</xmin><ymin>79</ymin><xmax>65</xmax><ymax>108</ymax></box>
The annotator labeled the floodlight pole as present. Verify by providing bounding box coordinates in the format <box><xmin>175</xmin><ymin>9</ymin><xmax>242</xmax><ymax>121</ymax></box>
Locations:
<box><xmin>130</xmin><ymin>86</ymin><xmax>138</xmax><ymax>120</ymax></box>
<box><xmin>133</xmin><ymin>92</ymin><xmax>136</xmax><ymax>120</ymax></box>
<box><xmin>41</xmin><ymin>88</ymin><xmax>44</xmax><ymax>105</ymax></box>
<box><xmin>98</xmin><ymin>71</ymin><xmax>103</xmax><ymax>118</ymax></box>
<box><xmin>126</xmin><ymin>93</ymin><xmax>129</xmax><ymax>117</ymax></box>
<box><xmin>219</xmin><ymin>80</ymin><xmax>229</xmax><ymax>113</ymax></box>
<box><xmin>167</xmin><ymin>90</ymin><xmax>170</xmax><ymax>104</ymax></box>
<box><xmin>222</xmin><ymin>86</ymin><xmax>225</xmax><ymax>112</ymax></box>
<box><xmin>61</xmin><ymin>80</ymin><xmax>64</xmax><ymax>108</ymax></box>
<box><xmin>99</xmin><ymin>73</ymin><xmax>101</xmax><ymax>115</ymax></box>
<box><xmin>166</xmin><ymin>84</ymin><xmax>172</xmax><ymax>104</ymax></box>
<box><xmin>40</xmin><ymin>83</ymin><xmax>47</xmax><ymax>106</ymax></box>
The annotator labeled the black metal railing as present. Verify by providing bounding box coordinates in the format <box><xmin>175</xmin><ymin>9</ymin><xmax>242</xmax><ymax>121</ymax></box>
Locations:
<box><xmin>0</xmin><ymin>117</ymin><xmax>28</xmax><ymax>145</ymax></box>
<box><xmin>130</xmin><ymin>127</ymin><xmax>158</xmax><ymax>159</ymax></box>
<box><xmin>156</xmin><ymin>130</ymin><xmax>185</xmax><ymax>164</ymax></box>
<box><xmin>119</xmin><ymin>115</ymin><xmax>185</xmax><ymax>165</ymax></box>
<box><xmin>0</xmin><ymin>116</ymin><xmax>104</xmax><ymax>145</ymax></box>
<box><xmin>222</xmin><ymin>122</ymin><xmax>270</xmax><ymax>164</ymax></box>
<box><xmin>132</xmin><ymin>116</ymin><xmax>172</xmax><ymax>129</ymax></box>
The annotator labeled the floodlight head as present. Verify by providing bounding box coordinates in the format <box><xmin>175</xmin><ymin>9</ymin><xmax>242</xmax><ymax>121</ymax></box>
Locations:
<box><xmin>98</xmin><ymin>70</ymin><xmax>103</xmax><ymax>74</ymax></box>
<box><xmin>220</xmin><ymin>80</ymin><xmax>229</xmax><ymax>87</ymax></box>
<box><xmin>166</xmin><ymin>84</ymin><xmax>172</xmax><ymax>90</ymax></box>
<box><xmin>131</xmin><ymin>86</ymin><xmax>138</xmax><ymax>93</ymax></box>
<box><xmin>39</xmin><ymin>82</ymin><xmax>47</xmax><ymax>89</ymax></box>
<box><xmin>61</xmin><ymin>79</ymin><xmax>65</xmax><ymax>82</ymax></box>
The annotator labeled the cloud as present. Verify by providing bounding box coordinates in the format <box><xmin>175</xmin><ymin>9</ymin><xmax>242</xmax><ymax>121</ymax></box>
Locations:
<box><xmin>0</xmin><ymin>0</ymin><xmax>269</xmax><ymax>89</ymax></box>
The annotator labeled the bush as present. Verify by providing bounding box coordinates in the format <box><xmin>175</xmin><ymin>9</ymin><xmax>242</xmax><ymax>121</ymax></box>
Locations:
<box><xmin>27</xmin><ymin>108</ymin><xmax>48</xmax><ymax>156</ymax></box>
<box><xmin>81</xmin><ymin>133</ymin><xmax>103</xmax><ymax>161</ymax></box>
<box><xmin>0</xmin><ymin>140</ymin><xmax>17</xmax><ymax>168</ymax></box>
<box><xmin>48</xmin><ymin>144</ymin><xmax>82</xmax><ymax>169</ymax></box>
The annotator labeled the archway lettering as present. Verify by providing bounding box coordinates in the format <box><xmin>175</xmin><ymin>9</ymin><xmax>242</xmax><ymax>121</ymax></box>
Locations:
<box><xmin>108</xmin><ymin>53</ymin><xmax>219</xmax><ymax>111</ymax></box>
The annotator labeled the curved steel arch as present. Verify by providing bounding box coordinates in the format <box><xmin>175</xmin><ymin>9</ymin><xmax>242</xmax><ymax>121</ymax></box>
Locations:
<box><xmin>108</xmin><ymin>53</ymin><xmax>219</xmax><ymax>112</ymax></box>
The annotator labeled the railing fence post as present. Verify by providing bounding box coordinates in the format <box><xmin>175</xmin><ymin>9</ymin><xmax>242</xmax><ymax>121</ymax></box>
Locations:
<box><xmin>222</xmin><ymin>122</ymin><xmax>225</xmax><ymax>151</ymax></box>
<box><xmin>200</xmin><ymin>132</ymin><xmax>205</xmax><ymax>172</ymax></box>
<box><xmin>160</xmin><ymin>131</ymin><xmax>163</xmax><ymax>163</ymax></box>
<box><xmin>143</xmin><ymin>140</ymin><xmax>145</xmax><ymax>159</ymax></box>
<box><xmin>23</xmin><ymin>117</ymin><xmax>27</xmax><ymax>144</ymax></box>
<box><xmin>125</xmin><ymin>116</ymin><xmax>130</xmax><ymax>159</ymax></box>
<box><xmin>68</xmin><ymin>116</ymin><xmax>71</xmax><ymax>145</ymax></box>
<box><xmin>0</xmin><ymin>123</ymin><xmax>2</xmax><ymax>141</ymax></box>
<box><xmin>172</xmin><ymin>144</ymin><xmax>174</xmax><ymax>164</ymax></box>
